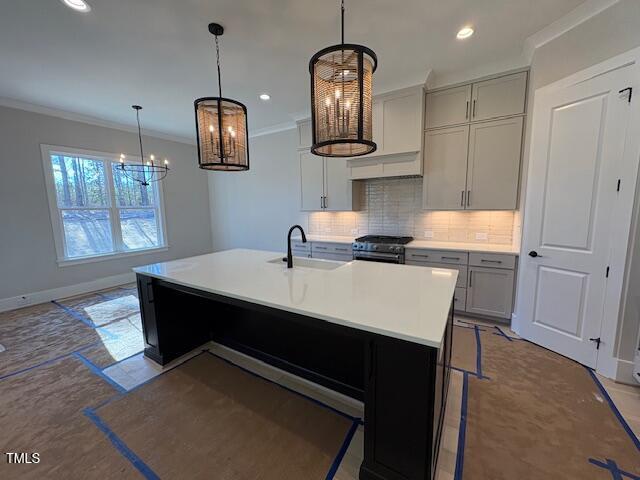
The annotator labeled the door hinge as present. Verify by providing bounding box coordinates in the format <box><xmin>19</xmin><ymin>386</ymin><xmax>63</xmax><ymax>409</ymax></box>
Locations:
<box><xmin>589</xmin><ymin>337</ymin><xmax>601</xmax><ymax>350</ymax></box>
<box><xmin>619</xmin><ymin>87</ymin><xmax>633</xmax><ymax>103</ymax></box>
<box><xmin>617</xmin><ymin>179</ymin><xmax>621</xmax><ymax>192</ymax></box>
<box><xmin>606</xmin><ymin>266</ymin><xmax>610</xmax><ymax>278</ymax></box>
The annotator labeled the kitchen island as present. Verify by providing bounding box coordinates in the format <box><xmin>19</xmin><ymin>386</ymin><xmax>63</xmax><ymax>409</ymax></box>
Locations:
<box><xmin>134</xmin><ymin>249</ymin><xmax>457</xmax><ymax>480</ymax></box>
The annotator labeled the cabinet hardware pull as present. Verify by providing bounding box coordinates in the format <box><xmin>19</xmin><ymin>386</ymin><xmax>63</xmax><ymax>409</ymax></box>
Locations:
<box><xmin>336</xmin><ymin>248</ymin><xmax>348</xmax><ymax>252</ymax></box>
<box><xmin>472</xmin><ymin>99</ymin><xmax>476</xmax><ymax>117</ymax></box>
<box><xmin>469</xmin><ymin>273</ymin><xmax>473</xmax><ymax>288</ymax></box>
<box><xmin>481</xmin><ymin>259</ymin><xmax>502</xmax><ymax>264</ymax></box>
<box><xmin>324</xmin><ymin>196</ymin><xmax>328</xmax><ymax>209</ymax></box>
<box><xmin>467</xmin><ymin>190</ymin><xmax>471</xmax><ymax>207</ymax></box>
<box><xmin>442</xmin><ymin>256</ymin><xmax>460</xmax><ymax>261</ymax></box>
<box><xmin>316</xmin><ymin>246</ymin><xmax>328</xmax><ymax>250</ymax></box>
<box><xmin>414</xmin><ymin>254</ymin><xmax>429</xmax><ymax>258</ymax></box>
<box><xmin>460</xmin><ymin>190</ymin><xmax>465</xmax><ymax>207</ymax></box>
<box><xmin>320</xmin><ymin>196</ymin><xmax>323</xmax><ymax>209</ymax></box>
<box><xmin>465</xmin><ymin>101</ymin><xmax>469</xmax><ymax>119</ymax></box>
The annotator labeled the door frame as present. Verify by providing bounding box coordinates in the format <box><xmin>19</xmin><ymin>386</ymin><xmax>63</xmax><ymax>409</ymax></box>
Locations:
<box><xmin>514</xmin><ymin>46</ymin><xmax>640</xmax><ymax>380</ymax></box>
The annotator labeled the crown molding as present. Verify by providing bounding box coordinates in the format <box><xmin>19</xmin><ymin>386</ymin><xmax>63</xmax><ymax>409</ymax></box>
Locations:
<box><xmin>0</xmin><ymin>97</ymin><xmax>196</xmax><ymax>145</ymax></box>
<box><xmin>249</xmin><ymin>121</ymin><xmax>297</xmax><ymax>138</ymax></box>
<box><xmin>523</xmin><ymin>0</ymin><xmax>621</xmax><ymax>62</ymax></box>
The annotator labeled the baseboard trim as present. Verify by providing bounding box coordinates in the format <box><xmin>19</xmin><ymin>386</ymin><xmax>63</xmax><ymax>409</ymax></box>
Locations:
<box><xmin>615</xmin><ymin>358</ymin><xmax>638</xmax><ymax>385</ymax></box>
<box><xmin>0</xmin><ymin>272</ymin><xmax>136</xmax><ymax>313</ymax></box>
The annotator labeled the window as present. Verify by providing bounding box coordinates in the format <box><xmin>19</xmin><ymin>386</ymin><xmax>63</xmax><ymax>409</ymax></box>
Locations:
<box><xmin>42</xmin><ymin>146</ymin><xmax>167</xmax><ymax>264</ymax></box>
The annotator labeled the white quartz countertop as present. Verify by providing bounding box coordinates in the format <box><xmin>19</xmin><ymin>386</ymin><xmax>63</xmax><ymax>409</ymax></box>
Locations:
<box><xmin>133</xmin><ymin>249</ymin><xmax>458</xmax><ymax>348</ymax></box>
<box><xmin>302</xmin><ymin>235</ymin><xmax>520</xmax><ymax>254</ymax></box>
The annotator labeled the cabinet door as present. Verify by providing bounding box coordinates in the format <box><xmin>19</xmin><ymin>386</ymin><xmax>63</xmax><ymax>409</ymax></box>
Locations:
<box><xmin>466</xmin><ymin>267</ymin><xmax>514</xmax><ymax>319</ymax></box>
<box><xmin>383</xmin><ymin>90</ymin><xmax>423</xmax><ymax>154</ymax></box>
<box><xmin>471</xmin><ymin>72</ymin><xmax>527</xmax><ymax>121</ymax></box>
<box><xmin>425</xmin><ymin>85</ymin><xmax>472</xmax><ymax>129</ymax></box>
<box><xmin>300</xmin><ymin>151</ymin><xmax>324</xmax><ymax>211</ymax></box>
<box><xmin>324</xmin><ymin>158</ymin><xmax>353</xmax><ymax>211</ymax></box>
<box><xmin>466</xmin><ymin>117</ymin><xmax>523</xmax><ymax>210</ymax></box>
<box><xmin>423</xmin><ymin>125</ymin><xmax>469</xmax><ymax>210</ymax></box>
<box><xmin>297</xmin><ymin>120</ymin><xmax>312</xmax><ymax>150</ymax></box>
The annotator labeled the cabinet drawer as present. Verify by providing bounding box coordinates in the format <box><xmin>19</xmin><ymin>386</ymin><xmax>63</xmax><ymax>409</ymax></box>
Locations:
<box><xmin>406</xmin><ymin>249</ymin><xmax>468</xmax><ymax>265</ymax></box>
<box><xmin>291</xmin><ymin>240</ymin><xmax>311</xmax><ymax>252</ymax></box>
<box><xmin>406</xmin><ymin>260</ymin><xmax>467</xmax><ymax>288</ymax></box>
<box><xmin>312</xmin><ymin>242</ymin><xmax>352</xmax><ymax>255</ymax></box>
<box><xmin>469</xmin><ymin>252</ymin><xmax>515</xmax><ymax>269</ymax></box>
<box><xmin>312</xmin><ymin>252</ymin><xmax>352</xmax><ymax>262</ymax></box>
<box><xmin>453</xmin><ymin>287</ymin><xmax>467</xmax><ymax>312</ymax></box>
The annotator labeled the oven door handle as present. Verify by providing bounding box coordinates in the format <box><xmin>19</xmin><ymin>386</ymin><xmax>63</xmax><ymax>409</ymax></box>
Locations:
<box><xmin>353</xmin><ymin>251</ymin><xmax>403</xmax><ymax>263</ymax></box>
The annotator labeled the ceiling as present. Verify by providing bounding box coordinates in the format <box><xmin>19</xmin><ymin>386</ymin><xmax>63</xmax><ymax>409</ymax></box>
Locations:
<box><xmin>0</xmin><ymin>0</ymin><xmax>586</xmax><ymax>141</ymax></box>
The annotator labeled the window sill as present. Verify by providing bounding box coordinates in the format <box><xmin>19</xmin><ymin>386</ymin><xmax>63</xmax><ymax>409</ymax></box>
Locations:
<box><xmin>57</xmin><ymin>246</ymin><xmax>169</xmax><ymax>267</ymax></box>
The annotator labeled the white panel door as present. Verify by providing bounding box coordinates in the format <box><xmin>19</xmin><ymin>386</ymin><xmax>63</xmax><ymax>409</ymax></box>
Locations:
<box><xmin>324</xmin><ymin>158</ymin><xmax>352</xmax><ymax>211</ymax></box>
<box><xmin>471</xmin><ymin>71</ymin><xmax>527</xmax><ymax>121</ymax></box>
<box><xmin>466</xmin><ymin>116</ymin><xmax>523</xmax><ymax>210</ymax></box>
<box><xmin>423</xmin><ymin>125</ymin><xmax>469</xmax><ymax>210</ymax></box>
<box><xmin>299</xmin><ymin>151</ymin><xmax>324</xmax><ymax>211</ymax></box>
<box><xmin>517</xmin><ymin>64</ymin><xmax>635</xmax><ymax>367</ymax></box>
<box><xmin>425</xmin><ymin>85</ymin><xmax>472</xmax><ymax>129</ymax></box>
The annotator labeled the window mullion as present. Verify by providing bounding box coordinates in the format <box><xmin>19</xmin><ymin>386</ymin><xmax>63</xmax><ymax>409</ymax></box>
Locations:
<box><xmin>105</xmin><ymin>160</ymin><xmax>123</xmax><ymax>252</ymax></box>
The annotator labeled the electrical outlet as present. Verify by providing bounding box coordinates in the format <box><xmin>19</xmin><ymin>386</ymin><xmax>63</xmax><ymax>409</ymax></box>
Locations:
<box><xmin>16</xmin><ymin>295</ymin><xmax>29</xmax><ymax>306</ymax></box>
<box><xmin>475</xmin><ymin>232</ymin><xmax>488</xmax><ymax>241</ymax></box>
<box><xmin>424</xmin><ymin>230</ymin><xmax>434</xmax><ymax>239</ymax></box>
<box><xmin>0</xmin><ymin>343</ymin><xmax>5</xmax><ymax>353</ymax></box>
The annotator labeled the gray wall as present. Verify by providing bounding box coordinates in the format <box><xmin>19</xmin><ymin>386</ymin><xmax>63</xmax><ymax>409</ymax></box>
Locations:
<box><xmin>0</xmin><ymin>105</ymin><xmax>212</xmax><ymax>299</ymax></box>
<box><xmin>208</xmin><ymin>128</ymin><xmax>307</xmax><ymax>253</ymax></box>
<box><xmin>523</xmin><ymin>0</ymin><xmax>640</xmax><ymax>364</ymax></box>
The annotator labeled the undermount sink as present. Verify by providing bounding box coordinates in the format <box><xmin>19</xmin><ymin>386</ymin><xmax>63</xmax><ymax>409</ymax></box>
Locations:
<box><xmin>267</xmin><ymin>256</ymin><xmax>344</xmax><ymax>271</ymax></box>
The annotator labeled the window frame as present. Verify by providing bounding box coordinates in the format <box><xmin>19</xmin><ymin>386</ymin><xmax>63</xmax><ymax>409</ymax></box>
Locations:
<box><xmin>41</xmin><ymin>144</ymin><xmax>168</xmax><ymax>266</ymax></box>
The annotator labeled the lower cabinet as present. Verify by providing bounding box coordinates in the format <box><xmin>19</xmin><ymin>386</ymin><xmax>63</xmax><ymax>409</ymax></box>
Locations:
<box><xmin>406</xmin><ymin>248</ymin><xmax>516</xmax><ymax>319</ymax></box>
<box><xmin>466</xmin><ymin>266</ymin><xmax>514</xmax><ymax>318</ymax></box>
<box><xmin>311</xmin><ymin>242</ymin><xmax>353</xmax><ymax>262</ymax></box>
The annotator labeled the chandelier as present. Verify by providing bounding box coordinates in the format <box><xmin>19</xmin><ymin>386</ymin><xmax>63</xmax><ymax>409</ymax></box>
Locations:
<box><xmin>118</xmin><ymin>105</ymin><xmax>169</xmax><ymax>186</ymax></box>
<box><xmin>194</xmin><ymin>23</ymin><xmax>249</xmax><ymax>171</ymax></box>
<box><xmin>309</xmin><ymin>0</ymin><xmax>377</xmax><ymax>157</ymax></box>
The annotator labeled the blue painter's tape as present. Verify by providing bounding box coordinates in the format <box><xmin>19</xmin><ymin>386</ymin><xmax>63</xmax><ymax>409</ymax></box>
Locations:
<box><xmin>326</xmin><ymin>419</ymin><xmax>360</xmax><ymax>480</ymax></box>
<box><xmin>493</xmin><ymin>326</ymin><xmax>513</xmax><ymax>342</ymax></box>
<box><xmin>206</xmin><ymin>350</ymin><xmax>361</xmax><ymax>423</ymax></box>
<box><xmin>51</xmin><ymin>300</ymin><xmax>95</xmax><ymax>328</ymax></box>
<box><xmin>450</xmin><ymin>365</ymin><xmax>490</xmax><ymax>380</ymax></box>
<box><xmin>83</xmin><ymin>408</ymin><xmax>160</xmax><ymax>480</ymax></box>
<box><xmin>589</xmin><ymin>457</ymin><xmax>639</xmax><ymax>480</ymax></box>
<box><xmin>474</xmin><ymin>325</ymin><xmax>484</xmax><ymax>379</ymax></box>
<box><xmin>585</xmin><ymin>367</ymin><xmax>640</xmax><ymax>452</ymax></box>
<box><xmin>0</xmin><ymin>341</ymin><xmax>100</xmax><ymax>381</ymax></box>
<box><xmin>73</xmin><ymin>352</ymin><xmax>127</xmax><ymax>394</ymax></box>
<box><xmin>454</xmin><ymin>372</ymin><xmax>469</xmax><ymax>480</ymax></box>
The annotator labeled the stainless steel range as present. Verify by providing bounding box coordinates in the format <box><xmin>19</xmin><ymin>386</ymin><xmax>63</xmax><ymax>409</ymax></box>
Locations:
<box><xmin>352</xmin><ymin>235</ymin><xmax>413</xmax><ymax>264</ymax></box>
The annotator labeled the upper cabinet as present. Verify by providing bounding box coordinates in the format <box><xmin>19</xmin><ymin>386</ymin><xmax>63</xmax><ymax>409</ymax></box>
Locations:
<box><xmin>423</xmin><ymin>70</ymin><xmax>528</xmax><ymax>211</ymax></box>
<box><xmin>299</xmin><ymin>151</ymin><xmax>361</xmax><ymax>212</ymax></box>
<box><xmin>470</xmin><ymin>72</ymin><xmax>527</xmax><ymax>122</ymax></box>
<box><xmin>425</xmin><ymin>72</ymin><xmax>527</xmax><ymax>129</ymax></box>
<box><xmin>347</xmin><ymin>86</ymin><xmax>424</xmax><ymax>179</ymax></box>
<box><xmin>425</xmin><ymin>85</ymin><xmax>472</xmax><ymax>129</ymax></box>
<box><xmin>466</xmin><ymin>117</ymin><xmax>523</xmax><ymax>210</ymax></box>
<box><xmin>297</xmin><ymin>119</ymin><xmax>313</xmax><ymax>150</ymax></box>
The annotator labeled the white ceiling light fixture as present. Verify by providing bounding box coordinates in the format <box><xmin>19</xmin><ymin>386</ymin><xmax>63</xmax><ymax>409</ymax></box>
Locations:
<box><xmin>259</xmin><ymin>93</ymin><xmax>271</xmax><ymax>101</ymax></box>
<box><xmin>457</xmin><ymin>26</ymin><xmax>474</xmax><ymax>39</ymax></box>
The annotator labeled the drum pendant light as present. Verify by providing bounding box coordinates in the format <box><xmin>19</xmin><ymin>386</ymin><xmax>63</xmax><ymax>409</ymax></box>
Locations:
<box><xmin>194</xmin><ymin>23</ymin><xmax>249</xmax><ymax>171</ymax></box>
<box><xmin>309</xmin><ymin>0</ymin><xmax>377</xmax><ymax>157</ymax></box>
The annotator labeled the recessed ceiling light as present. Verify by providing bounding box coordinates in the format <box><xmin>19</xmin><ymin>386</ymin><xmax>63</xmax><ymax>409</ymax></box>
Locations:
<box><xmin>457</xmin><ymin>26</ymin><xmax>474</xmax><ymax>39</ymax></box>
<box><xmin>259</xmin><ymin>93</ymin><xmax>271</xmax><ymax>101</ymax></box>
<box><xmin>61</xmin><ymin>0</ymin><xmax>91</xmax><ymax>13</ymax></box>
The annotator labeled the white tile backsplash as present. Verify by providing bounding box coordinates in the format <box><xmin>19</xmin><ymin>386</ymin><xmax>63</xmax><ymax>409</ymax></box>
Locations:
<box><xmin>308</xmin><ymin>177</ymin><xmax>516</xmax><ymax>244</ymax></box>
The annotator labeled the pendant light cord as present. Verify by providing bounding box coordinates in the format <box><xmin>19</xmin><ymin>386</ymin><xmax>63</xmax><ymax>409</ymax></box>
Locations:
<box><xmin>135</xmin><ymin>108</ymin><xmax>145</xmax><ymax>162</ymax></box>
<box><xmin>215</xmin><ymin>34</ymin><xmax>223</xmax><ymax>99</ymax></box>
<box><xmin>341</xmin><ymin>0</ymin><xmax>345</xmax><ymax>45</ymax></box>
